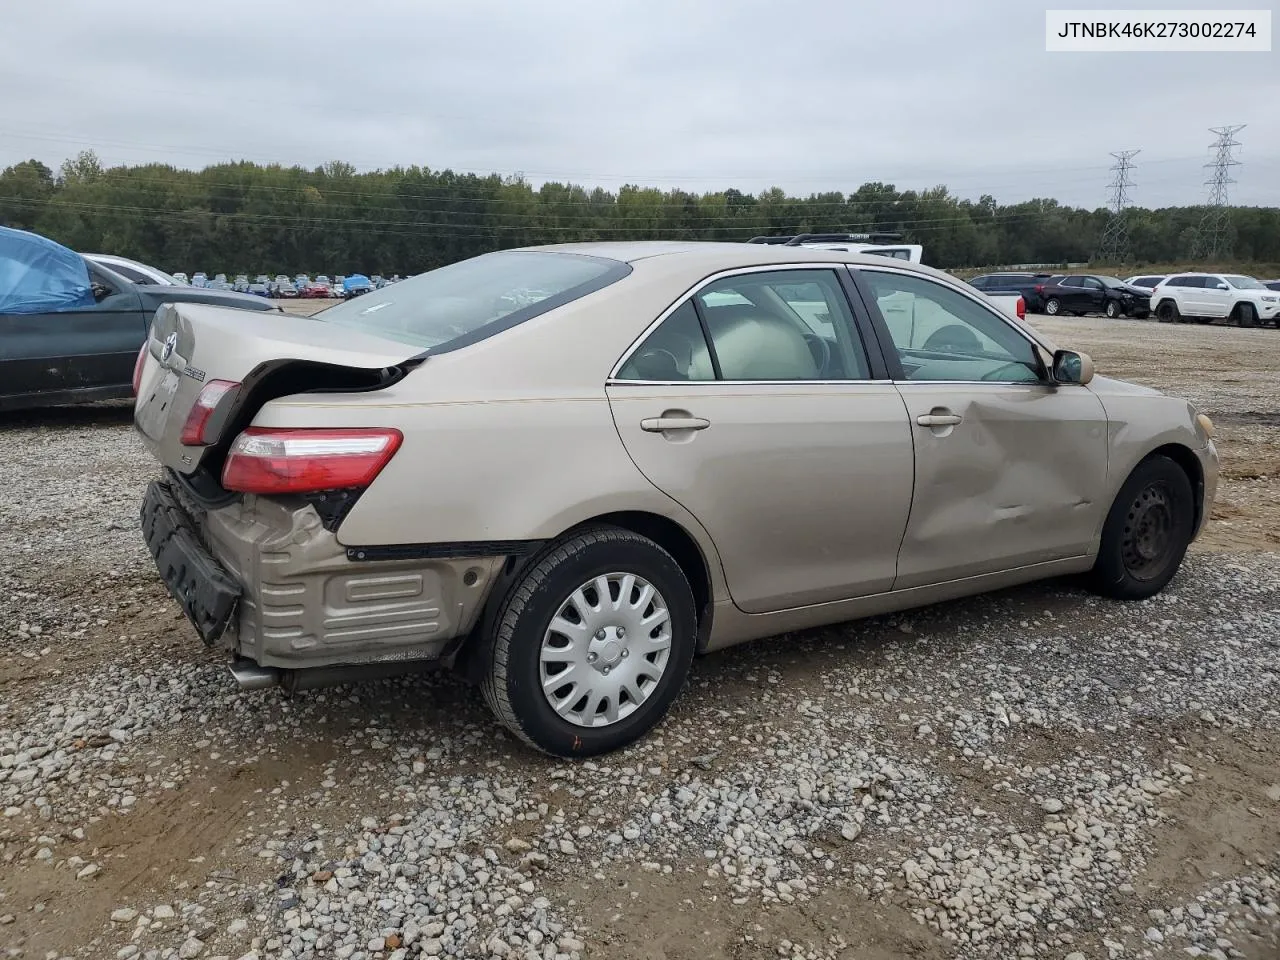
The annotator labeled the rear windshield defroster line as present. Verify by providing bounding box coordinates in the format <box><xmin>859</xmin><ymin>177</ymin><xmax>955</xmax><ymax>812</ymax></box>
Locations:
<box><xmin>313</xmin><ymin>250</ymin><xmax>633</xmax><ymax>357</ymax></box>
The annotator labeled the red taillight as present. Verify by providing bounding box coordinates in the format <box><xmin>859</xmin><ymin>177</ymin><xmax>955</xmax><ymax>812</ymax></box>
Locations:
<box><xmin>132</xmin><ymin>343</ymin><xmax>149</xmax><ymax>396</ymax></box>
<box><xmin>180</xmin><ymin>380</ymin><xmax>241</xmax><ymax>446</ymax></box>
<box><xmin>1034</xmin><ymin>284</ymin><xmax>1045</xmax><ymax>293</ymax></box>
<box><xmin>221</xmin><ymin>428</ymin><xmax>403</xmax><ymax>495</ymax></box>
<box><xmin>1016</xmin><ymin>296</ymin><xmax>1026</xmax><ymax>320</ymax></box>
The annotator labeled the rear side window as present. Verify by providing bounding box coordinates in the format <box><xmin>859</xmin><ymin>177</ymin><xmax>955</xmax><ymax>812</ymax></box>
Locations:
<box><xmin>969</xmin><ymin>276</ymin><xmax>990</xmax><ymax>289</ymax></box>
<box><xmin>317</xmin><ymin>250</ymin><xmax>631</xmax><ymax>352</ymax></box>
<box><xmin>1169</xmin><ymin>276</ymin><xmax>1203</xmax><ymax>288</ymax></box>
<box><xmin>616</xmin><ymin>269</ymin><xmax>870</xmax><ymax>382</ymax></box>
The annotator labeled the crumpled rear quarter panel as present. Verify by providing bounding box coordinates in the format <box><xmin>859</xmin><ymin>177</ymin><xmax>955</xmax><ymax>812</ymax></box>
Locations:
<box><xmin>201</xmin><ymin>495</ymin><xmax>503</xmax><ymax>669</ymax></box>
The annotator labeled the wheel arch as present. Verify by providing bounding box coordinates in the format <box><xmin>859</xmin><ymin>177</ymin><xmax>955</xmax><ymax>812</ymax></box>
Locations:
<box><xmin>566</xmin><ymin>511</ymin><xmax>715</xmax><ymax>653</ymax></box>
<box><xmin>454</xmin><ymin>510</ymin><xmax>718</xmax><ymax>682</ymax></box>
<box><xmin>1141</xmin><ymin>443</ymin><xmax>1206</xmax><ymax>533</ymax></box>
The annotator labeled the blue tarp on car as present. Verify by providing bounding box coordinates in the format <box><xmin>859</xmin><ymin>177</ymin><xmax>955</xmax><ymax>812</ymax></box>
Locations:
<box><xmin>343</xmin><ymin>273</ymin><xmax>373</xmax><ymax>292</ymax></box>
<box><xmin>0</xmin><ymin>225</ymin><xmax>94</xmax><ymax>315</ymax></box>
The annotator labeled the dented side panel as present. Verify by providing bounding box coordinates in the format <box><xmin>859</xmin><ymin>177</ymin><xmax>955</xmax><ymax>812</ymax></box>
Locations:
<box><xmin>892</xmin><ymin>382</ymin><xmax>1110</xmax><ymax>590</ymax></box>
<box><xmin>196</xmin><ymin>493</ymin><xmax>503</xmax><ymax>669</ymax></box>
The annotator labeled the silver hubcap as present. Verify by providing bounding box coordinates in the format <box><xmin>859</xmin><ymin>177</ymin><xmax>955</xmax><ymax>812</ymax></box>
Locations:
<box><xmin>539</xmin><ymin>572</ymin><xmax>672</xmax><ymax>728</ymax></box>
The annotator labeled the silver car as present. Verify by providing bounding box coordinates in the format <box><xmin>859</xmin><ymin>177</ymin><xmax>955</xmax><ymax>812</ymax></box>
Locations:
<box><xmin>133</xmin><ymin>243</ymin><xmax>1218</xmax><ymax>756</ymax></box>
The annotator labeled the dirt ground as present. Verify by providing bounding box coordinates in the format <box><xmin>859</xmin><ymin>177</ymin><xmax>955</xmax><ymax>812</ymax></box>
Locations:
<box><xmin>1</xmin><ymin>309</ymin><xmax>1278</xmax><ymax>960</ymax></box>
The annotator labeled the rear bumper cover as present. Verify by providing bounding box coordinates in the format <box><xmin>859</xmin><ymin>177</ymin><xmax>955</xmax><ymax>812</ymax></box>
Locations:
<box><xmin>141</xmin><ymin>480</ymin><xmax>241</xmax><ymax>644</ymax></box>
<box><xmin>142</xmin><ymin>476</ymin><xmax>505</xmax><ymax>670</ymax></box>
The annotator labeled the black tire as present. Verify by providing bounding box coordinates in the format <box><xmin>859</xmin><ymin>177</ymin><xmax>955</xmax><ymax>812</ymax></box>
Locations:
<box><xmin>1044</xmin><ymin>297</ymin><xmax>1062</xmax><ymax>316</ymax></box>
<box><xmin>1105</xmin><ymin>301</ymin><xmax>1121</xmax><ymax>319</ymax></box>
<box><xmin>481</xmin><ymin>526</ymin><xmax>697</xmax><ymax>757</ymax></box>
<box><xmin>1089</xmin><ymin>455</ymin><xmax>1195</xmax><ymax>601</ymax></box>
<box><xmin>1156</xmin><ymin>300</ymin><xmax>1180</xmax><ymax>324</ymax></box>
<box><xmin>1234</xmin><ymin>303</ymin><xmax>1258</xmax><ymax>328</ymax></box>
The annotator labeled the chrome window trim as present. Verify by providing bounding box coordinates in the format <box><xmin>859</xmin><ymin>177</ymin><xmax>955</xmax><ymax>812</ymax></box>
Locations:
<box><xmin>607</xmin><ymin>262</ymin><xmax>876</xmax><ymax>383</ymax></box>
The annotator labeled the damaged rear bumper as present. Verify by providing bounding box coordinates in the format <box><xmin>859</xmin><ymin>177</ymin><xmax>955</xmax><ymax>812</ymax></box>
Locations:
<box><xmin>142</xmin><ymin>477</ymin><xmax>504</xmax><ymax>671</ymax></box>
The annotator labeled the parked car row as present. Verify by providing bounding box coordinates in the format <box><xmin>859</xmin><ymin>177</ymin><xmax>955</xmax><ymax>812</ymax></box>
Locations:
<box><xmin>163</xmin><ymin>271</ymin><xmax>402</xmax><ymax>298</ymax></box>
<box><xmin>967</xmin><ymin>270</ymin><xmax>1280</xmax><ymax>327</ymax></box>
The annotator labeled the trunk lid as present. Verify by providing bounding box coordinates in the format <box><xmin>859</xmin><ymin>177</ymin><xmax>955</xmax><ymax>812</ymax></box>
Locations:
<box><xmin>134</xmin><ymin>301</ymin><xmax>420</xmax><ymax>475</ymax></box>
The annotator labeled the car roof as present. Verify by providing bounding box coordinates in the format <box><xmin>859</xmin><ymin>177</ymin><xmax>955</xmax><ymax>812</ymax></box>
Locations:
<box><xmin>517</xmin><ymin>239</ymin><xmax>953</xmax><ymax>276</ymax></box>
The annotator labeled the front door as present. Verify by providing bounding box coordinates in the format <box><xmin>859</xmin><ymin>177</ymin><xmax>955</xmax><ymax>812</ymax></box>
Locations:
<box><xmin>1199</xmin><ymin>277</ymin><xmax>1234</xmax><ymax>317</ymax></box>
<box><xmin>852</xmin><ymin>267</ymin><xmax>1111</xmax><ymax>589</ymax></box>
<box><xmin>606</xmin><ymin>267</ymin><xmax>915</xmax><ymax>614</ymax></box>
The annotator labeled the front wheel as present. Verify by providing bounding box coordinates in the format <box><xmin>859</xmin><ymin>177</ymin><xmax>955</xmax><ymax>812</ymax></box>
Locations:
<box><xmin>481</xmin><ymin>526</ymin><xmax>697</xmax><ymax>756</ymax></box>
<box><xmin>1234</xmin><ymin>303</ymin><xmax>1258</xmax><ymax>328</ymax></box>
<box><xmin>1105</xmin><ymin>301</ymin><xmax>1121</xmax><ymax>319</ymax></box>
<box><xmin>1044</xmin><ymin>297</ymin><xmax>1062</xmax><ymax>316</ymax></box>
<box><xmin>1089</xmin><ymin>455</ymin><xmax>1195</xmax><ymax>601</ymax></box>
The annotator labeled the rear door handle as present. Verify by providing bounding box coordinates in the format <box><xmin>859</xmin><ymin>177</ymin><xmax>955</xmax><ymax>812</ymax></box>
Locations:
<box><xmin>641</xmin><ymin>416</ymin><xmax>710</xmax><ymax>432</ymax></box>
<box><xmin>916</xmin><ymin>413</ymin><xmax>963</xmax><ymax>427</ymax></box>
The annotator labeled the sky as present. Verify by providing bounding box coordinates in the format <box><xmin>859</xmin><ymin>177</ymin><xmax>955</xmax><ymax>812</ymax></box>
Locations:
<box><xmin>2</xmin><ymin>0</ymin><xmax>1277</xmax><ymax>210</ymax></box>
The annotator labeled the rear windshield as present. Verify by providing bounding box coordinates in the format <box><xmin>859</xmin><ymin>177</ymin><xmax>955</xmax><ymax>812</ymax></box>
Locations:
<box><xmin>316</xmin><ymin>250</ymin><xmax>631</xmax><ymax>352</ymax></box>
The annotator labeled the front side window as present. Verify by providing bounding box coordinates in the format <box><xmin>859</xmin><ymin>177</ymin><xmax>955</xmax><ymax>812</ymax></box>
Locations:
<box><xmin>317</xmin><ymin>250</ymin><xmax>630</xmax><ymax>352</ymax></box>
<box><xmin>1224</xmin><ymin>275</ymin><xmax>1263</xmax><ymax>290</ymax></box>
<box><xmin>860</xmin><ymin>270</ymin><xmax>1043</xmax><ymax>383</ymax></box>
<box><xmin>615</xmin><ymin>269</ymin><xmax>870</xmax><ymax>382</ymax></box>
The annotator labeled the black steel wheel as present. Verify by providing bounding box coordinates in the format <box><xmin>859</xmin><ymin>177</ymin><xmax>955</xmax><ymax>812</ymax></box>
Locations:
<box><xmin>1089</xmin><ymin>455</ymin><xmax>1195</xmax><ymax>600</ymax></box>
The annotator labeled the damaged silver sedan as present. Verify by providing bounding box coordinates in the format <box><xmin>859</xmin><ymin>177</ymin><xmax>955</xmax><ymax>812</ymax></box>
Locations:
<box><xmin>134</xmin><ymin>242</ymin><xmax>1218</xmax><ymax>756</ymax></box>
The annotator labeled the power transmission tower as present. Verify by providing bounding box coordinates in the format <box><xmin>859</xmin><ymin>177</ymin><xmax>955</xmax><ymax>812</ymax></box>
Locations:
<box><xmin>1094</xmin><ymin>149</ymin><xmax>1139</xmax><ymax>263</ymax></box>
<box><xmin>1190</xmin><ymin>124</ymin><xmax>1245</xmax><ymax>261</ymax></box>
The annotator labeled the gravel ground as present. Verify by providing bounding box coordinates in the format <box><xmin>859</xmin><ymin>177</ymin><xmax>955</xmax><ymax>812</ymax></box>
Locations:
<box><xmin>1</xmin><ymin>314</ymin><xmax>1277</xmax><ymax>960</ymax></box>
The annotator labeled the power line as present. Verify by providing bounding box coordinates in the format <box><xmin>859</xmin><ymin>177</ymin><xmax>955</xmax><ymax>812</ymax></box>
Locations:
<box><xmin>1190</xmin><ymin>125</ymin><xmax>1245</xmax><ymax>260</ymax></box>
<box><xmin>1094</xmin><ymin>150</ymin><xmax>1139</xmax><ymax>263</ymax></box>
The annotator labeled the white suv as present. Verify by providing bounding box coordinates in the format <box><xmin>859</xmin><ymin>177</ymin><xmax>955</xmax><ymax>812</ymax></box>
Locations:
<box><xmin>1150</xmin><ymin>273</ymin><xmax>1280</xmax><ymax>328</ymax></box>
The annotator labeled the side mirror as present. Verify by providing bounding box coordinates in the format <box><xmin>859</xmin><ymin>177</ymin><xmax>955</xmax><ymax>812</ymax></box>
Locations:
<box><xmin>1052</xmin><ymin>349</ymin><xmax>1093</xmax><ymax>385</ymax></box>
<box><xmin>1214</xmin><ymin>282</ymin><xmax>1229</xmax><ymax>290</ymax></box>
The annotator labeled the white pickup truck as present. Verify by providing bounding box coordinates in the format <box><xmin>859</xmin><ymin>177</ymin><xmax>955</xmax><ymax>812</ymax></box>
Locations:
<box><xmin>983</xmin><ymin>291</ymin><xmax>1027</xmax><ymax>322</ymax></box>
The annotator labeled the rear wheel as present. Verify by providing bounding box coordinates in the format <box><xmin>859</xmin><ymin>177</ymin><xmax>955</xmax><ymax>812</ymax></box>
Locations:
<box><xmin>1044</xmin><ymin>297</ymin><xmax>1062</xmax><ymax>316</ymax></box>
<box><xmin>1234</xmin><ymin>303</ymin><xmax>1258</xmax><ymax>328</ymax></box>
<box><xmin>1156</xmin><ymin>300</ymin><xmax>1180</xmax><ymax>323</ymax></box>
<box><xmin>1089</xmin><ymin>455</ymin><xmax>1195</xmax><ymax>601</ymax></box>
<box><xmin>481</xmin><ymin>526</ymin><xmax>697</xmax><ymax>756</ymax></box>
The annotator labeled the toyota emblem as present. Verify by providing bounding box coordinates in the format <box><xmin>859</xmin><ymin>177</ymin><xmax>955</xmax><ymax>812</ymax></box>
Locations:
<box><xmin>160</xmin><ymin>332</ymin><xmax>178</xmax><ymax>363</ymax></box>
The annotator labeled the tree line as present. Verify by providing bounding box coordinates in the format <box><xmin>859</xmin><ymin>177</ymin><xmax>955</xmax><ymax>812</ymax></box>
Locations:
<box><xmin>2</xmin><ymin>150</ymin><xmax>1278</xmax><ymax>275</ymax></box>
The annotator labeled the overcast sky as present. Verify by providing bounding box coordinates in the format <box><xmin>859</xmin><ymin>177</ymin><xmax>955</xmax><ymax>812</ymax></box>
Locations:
<box><xmin>2</xmin><ymin>0</ymin><xmax>1277</xmax><ymax>210</ymax></box>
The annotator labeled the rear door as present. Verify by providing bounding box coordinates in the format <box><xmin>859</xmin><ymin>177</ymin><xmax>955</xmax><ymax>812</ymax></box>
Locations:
<box><xmin>1059</xmin><ymin>276</ymin><xmax>1090</xmax><ymax>311</ymax></box>
<box><xmin>606</xmin><ymin>266</ymin><xmax>915</xmax><ymax>614</ymax></box>
<box><xmin>850</xmin><ymin>266</ymin><xmax>1110</xmax><ymax>589</ymax></box>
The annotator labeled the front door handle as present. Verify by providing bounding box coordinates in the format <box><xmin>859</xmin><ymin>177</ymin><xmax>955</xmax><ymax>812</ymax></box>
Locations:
<box><xmin>916</xmin><ymin>413</ymin><xmax>963</xmax><ymax>427</ymax></box>
<box><xmin>641</xmin><ymin>416</ymin><xmax>710</xmax><ymax>432</ymax></box>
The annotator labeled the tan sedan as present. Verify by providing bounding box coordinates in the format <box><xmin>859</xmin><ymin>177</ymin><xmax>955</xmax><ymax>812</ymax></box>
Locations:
<box><xmin>133</xmin><ymin>243</ymin><xmax>1218</xmax><ymax>756</ymax></box>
